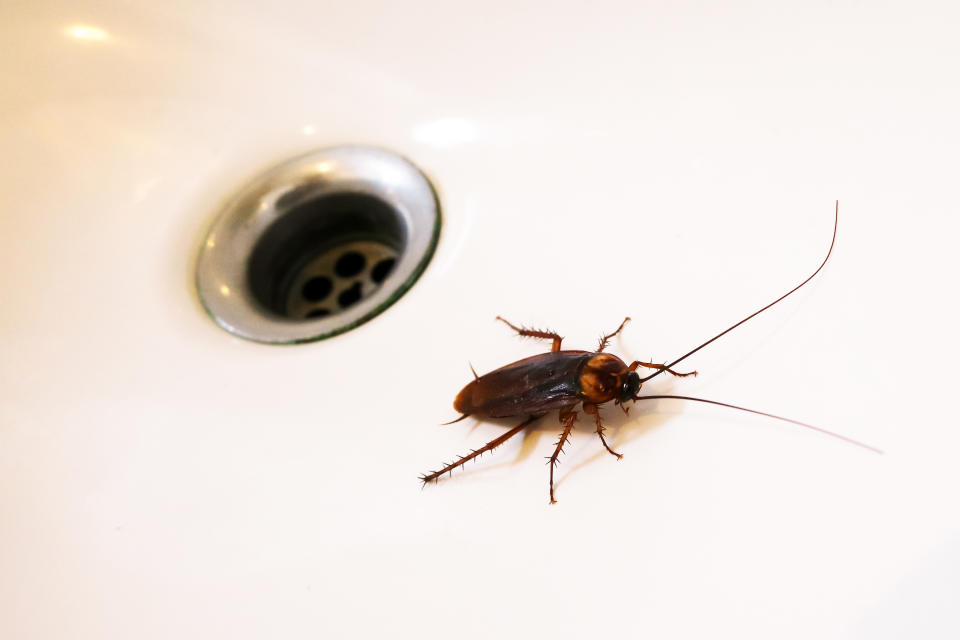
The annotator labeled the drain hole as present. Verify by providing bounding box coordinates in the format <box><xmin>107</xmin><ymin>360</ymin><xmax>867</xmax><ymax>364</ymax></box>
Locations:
<box><xmin>302</xmin><ymin>277</ymin><xmax>333</xmax><ymax>302</ymax></box>
<box><xmin>306</xmin><ymin>308</ymin><xmax>332</xmax><ymax>318</ymax></box>
<box><xmin>337</xmin><ymin>282</ymin><xmax>363</xmax><ymax>309</ymax></box>
<box><xmin>335</xmin><ymin>252</ymin><xmax>366</xmax><ymax>278</ymax></box>
<box><xmin>371</xmin><ymin>258</ymin><xmax>395</xmax><ymax>284</ymax></box>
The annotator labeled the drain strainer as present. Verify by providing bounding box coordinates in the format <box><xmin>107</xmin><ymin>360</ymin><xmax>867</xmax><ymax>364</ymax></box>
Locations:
<box><xmin>196</xmin><ymin>145</ymin><xmax>441</xmax><ymax>343</ymax></box>
<box><xmin>288</xmin><ymin>240</ymin><xmax>398</xmax><ymax>320</ymax></box>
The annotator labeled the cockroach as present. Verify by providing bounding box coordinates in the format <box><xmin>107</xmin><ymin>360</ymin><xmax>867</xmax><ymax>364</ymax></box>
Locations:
<box><xmin>420</xmin><ymin>202</ymin><xmax>881</xmax><ymax>503</ymax></box>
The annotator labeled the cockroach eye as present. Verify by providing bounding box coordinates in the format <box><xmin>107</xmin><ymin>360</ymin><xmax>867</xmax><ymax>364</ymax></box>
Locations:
<box><xmin>619</xmin><ymin>371</ymin><xmax>641</xmax><ymax>404</ymax></box>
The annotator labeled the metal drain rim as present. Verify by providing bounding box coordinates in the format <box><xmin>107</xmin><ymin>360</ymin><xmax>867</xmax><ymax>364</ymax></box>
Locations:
<box><xmin>196</xmin><ymin>145</ymin><xmax>441</xmax><ymax>344</ymax></box>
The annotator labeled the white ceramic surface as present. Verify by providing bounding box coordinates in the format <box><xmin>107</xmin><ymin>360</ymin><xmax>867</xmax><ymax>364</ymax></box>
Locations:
<box><xmin>3</xmin><ymin>2</ymin><xmax>959</xmax><ymax>639</ymax></box>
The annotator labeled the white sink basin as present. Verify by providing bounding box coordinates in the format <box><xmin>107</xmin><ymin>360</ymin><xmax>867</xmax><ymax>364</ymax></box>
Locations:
<box><xmin>3</xmin><ymin>2</ymin><xmax>959</xmax><ymax>638</ymax></box>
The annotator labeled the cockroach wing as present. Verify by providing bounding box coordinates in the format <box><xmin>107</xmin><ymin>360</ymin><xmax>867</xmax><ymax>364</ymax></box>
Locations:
<box><xmin>454</xmin><ymin>351</ymin><xmax>592</xmax><ymax>418</ymax></box>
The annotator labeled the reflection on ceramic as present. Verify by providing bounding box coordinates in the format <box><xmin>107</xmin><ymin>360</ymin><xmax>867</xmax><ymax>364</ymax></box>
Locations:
<box><xmin>412</xmin><ymin>117</ymin><xmax>480</xmax><ymax>148</ymax></box>
<box><xmin>65</xmin><ymin>24</ymin><xmax>110</xmax><ymax>41</ymax></box>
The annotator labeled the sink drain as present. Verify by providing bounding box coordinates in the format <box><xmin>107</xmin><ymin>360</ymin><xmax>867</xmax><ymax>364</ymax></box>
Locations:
<box><xmin>196</xmin><ymin>146</ymin><xmax>441</xmax><ymax>343</ymax></box>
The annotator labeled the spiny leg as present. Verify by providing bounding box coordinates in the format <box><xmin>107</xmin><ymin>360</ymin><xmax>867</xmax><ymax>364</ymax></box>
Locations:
<box><xmin>598</xmin><ymin>317</ymin><xmax>631</xmax><ymax>352</ymax></box>
<box><xmin>496</xmin><ymin>316</ymin><xmax>564</xmax><ymax>352</ymax></box>
<box><xmin>583</xmin><ymin>403</ymin><xmax>622</xmax><ymax>459</ymax></box>
<box><xmin>547</xmin><ymin>410</ymin><xmax>577</xmax><ymax>504</ymax></box>
<box><xmin>420</xmin><ymin>415</ymin><xmax>541</xmax><ymax>485</ymax></box>
<box><xmin>629</xmin><ymin>360</ymin><xmax>698</xmax><ymax>378</ymax></box>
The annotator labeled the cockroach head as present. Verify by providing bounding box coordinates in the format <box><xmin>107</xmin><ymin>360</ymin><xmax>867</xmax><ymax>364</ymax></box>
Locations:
<box><xmin>617</xmin><ymin>371</ymin><xmax>641</xmax><ymax>404</ymax></box>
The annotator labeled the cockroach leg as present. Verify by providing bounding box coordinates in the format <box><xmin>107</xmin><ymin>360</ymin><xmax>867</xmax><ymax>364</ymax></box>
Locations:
<box><xmin>598</xmin><ymin>317</ymin><xmax>631</xmax><ymax>352</ymax></box>
<box><xmin>420</xmin><ymin>414</ymin><xmax>542</xmax><ymax>485</ymax></box>
<box><xmin>629</xmin><ymin>360</ymin><xmax>698</xmax><ymax>378</ymax></box>
<box><xmin>496</xmin><ymin>316</ymin><xmax>563</xmax><ymax>352</ymax></box>
<box><xmin>547</xmin><ymin>409</ymin><xmax>577</xmax><ymax>504</ymax></box>
<box><xmin>583</xmin><ymin>403</ymin><xmax>622</xmax><ymax>460</ymax></box>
